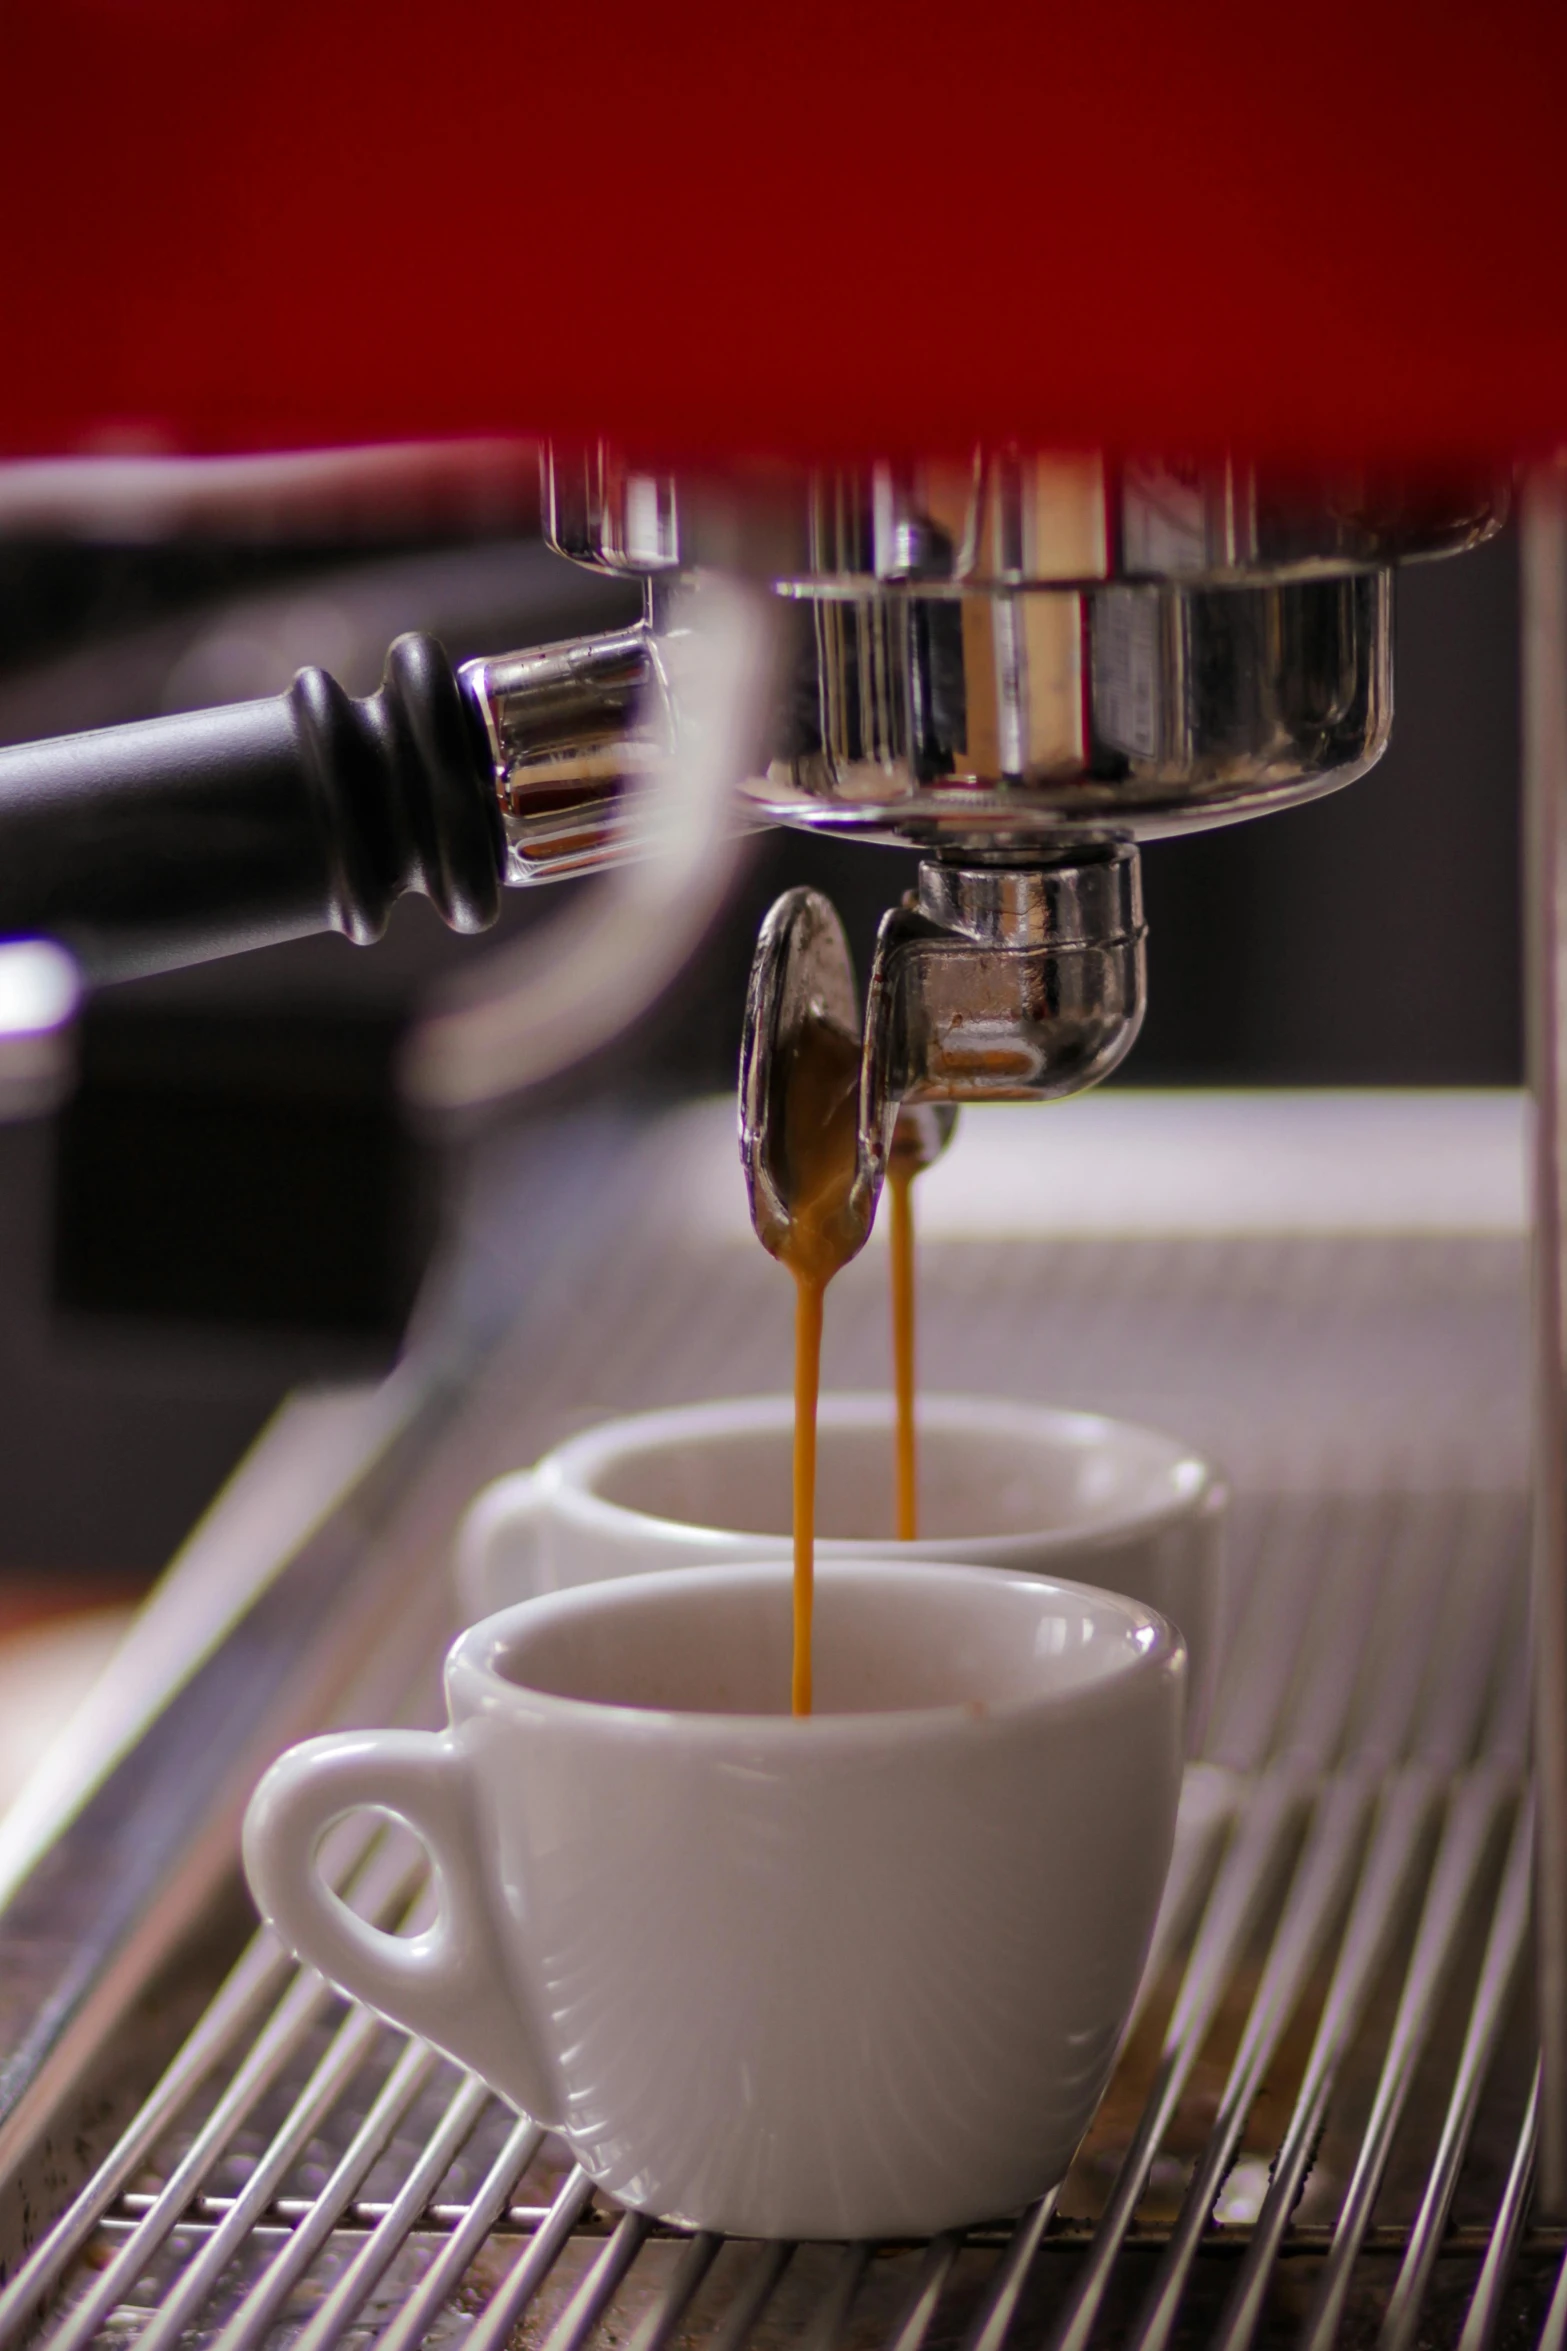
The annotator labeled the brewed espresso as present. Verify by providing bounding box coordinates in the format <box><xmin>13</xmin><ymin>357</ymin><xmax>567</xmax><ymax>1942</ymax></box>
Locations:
<box><xmin>887</xmin><ymin>1150</ymin><xmax>921</xmax><ymax>1545</ymax></box>
<box><xmin>772</xmin><ymin>1011</ymin><xmax>933</xmax><ymax>1709</ymax></box>
<box><xmin>774</xmin><ymin>1010</ymin><xmax>862</xmax><ymax>1714</ymax></box>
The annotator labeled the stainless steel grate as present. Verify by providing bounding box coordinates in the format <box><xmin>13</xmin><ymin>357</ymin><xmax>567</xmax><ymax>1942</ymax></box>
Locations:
<box><xmin>0</xmin><ymin>1176</ymin><xmax>1551</xmax><ymax>2351</ymax></box>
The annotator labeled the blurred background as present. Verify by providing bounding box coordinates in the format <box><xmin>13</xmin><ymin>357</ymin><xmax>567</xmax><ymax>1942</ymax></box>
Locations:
<box><xmin>0</xmin><ymin>492</ymin><xmax>1523</xmax><ymax>1615</ymax></box>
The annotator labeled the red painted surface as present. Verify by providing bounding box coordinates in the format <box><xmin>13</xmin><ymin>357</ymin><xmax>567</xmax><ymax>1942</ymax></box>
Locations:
<box><xmin>2</xmin><ymin>0</ymin><xmax>1565</xmax><ymax>465</ymax></box>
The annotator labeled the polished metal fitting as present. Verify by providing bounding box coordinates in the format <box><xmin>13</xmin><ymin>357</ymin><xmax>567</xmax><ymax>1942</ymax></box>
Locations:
<box><xmin>460</xmin><ymin>627</ymin><xmax>665</xmax><ymax>883</ymax></box>
<box><xmin>738</xmin><ymin>852</ymin><xmax>1144</xmax><ymax>1251</ymax></box>
<box><xmin>738</xmin><ymin>885</ymin><xmax>882</xmax><ymax>1270</ymax></box>
<box><xmin>914</xmin><ymin>855</ymin><xmax>1140</xmax><ymax>950</ymax></box>
<box><xmin>461</xmin><ymin>569</ymin><xmax>1392</xmax><ymax>879</ymax></box>
<box><xmin>754</xmin><ymin>569</ymin><xmax>1393</xmax><ymax>848</ymax></box>
<box><xmin>547</xmin><ymin>444</ymin><xmax>1505</xmax><ymax>592</ymax></box>
<box><xmin>464</xmin><ymin>447</ymin><xmax>1504</xmax><ymax>892</ymax></box>
<box><xmin>865</xmin><ymin>850</ymin><xmax>1146</xmax><ymax>1113</ymax></box>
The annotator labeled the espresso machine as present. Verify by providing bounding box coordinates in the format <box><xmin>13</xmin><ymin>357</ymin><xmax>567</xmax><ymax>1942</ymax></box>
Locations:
<box><xmin>2</xmin><ymin>0</ymin><xmax>1567</xmax><ymax>2336</ymax></box>
<box><xmin>0</xmin><ymin>446</ymin><xmax>1539</xmax><ymax>2015</ymax></box>
<box><xmin>0</xmin><ymin>449</ymin><xmax>1515</xmax><ymax>1372</ymax></box>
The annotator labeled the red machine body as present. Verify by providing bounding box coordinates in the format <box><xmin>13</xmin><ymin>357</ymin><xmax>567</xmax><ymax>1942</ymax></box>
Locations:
<box><xmin>2</xmin><ymin>0</ymin><xmax>1566</xmax><ymax>467</ymax></box>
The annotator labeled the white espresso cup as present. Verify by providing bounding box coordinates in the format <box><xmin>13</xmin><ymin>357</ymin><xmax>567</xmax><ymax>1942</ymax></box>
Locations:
<box><xmin>244</xmin><ymin>1559</ymin><xmax>1184</xmax><ymax>2242</ymax></box>
<box><xmin>459</xmin><ymin>1393</ymin><xmax>1224</xmax><ymax>1745</ymax></box>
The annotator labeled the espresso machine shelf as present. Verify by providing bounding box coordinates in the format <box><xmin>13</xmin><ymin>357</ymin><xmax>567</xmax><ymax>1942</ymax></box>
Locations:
<box><xmin>0</xmin><ymin>1097</ymin><xmax>1541</xmax><ymax>2351</ymax></box>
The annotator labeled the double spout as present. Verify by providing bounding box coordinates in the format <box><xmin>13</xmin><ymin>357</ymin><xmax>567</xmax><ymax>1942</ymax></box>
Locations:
<box><xmin>738</xmin><ymin>847</ymin><xmax>1146</xmax><ymax>1264</ymax></box>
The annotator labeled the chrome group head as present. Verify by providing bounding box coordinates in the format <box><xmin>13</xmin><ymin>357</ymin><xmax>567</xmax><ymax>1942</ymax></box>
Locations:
<box><xmin>452</xmin><ymin>443</ymin><xmax>1505</xmax><ymax>1238</ymax></box>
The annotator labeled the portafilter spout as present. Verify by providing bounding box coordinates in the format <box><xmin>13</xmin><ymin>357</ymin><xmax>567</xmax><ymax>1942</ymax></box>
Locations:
<box><xmin>738</xmin><ymin>886</ymin><xmax>961</xmax><ymax>1263</ymax></box>
<box><xmin>739</xmin><ymin>845</ymin><xmax>1142</xmax><ymax>1247</ymax></box>
<box><xmin>865</xmin><ymin>848</ymin><xmax>1146</xmax><ymax>1109</ymax></box>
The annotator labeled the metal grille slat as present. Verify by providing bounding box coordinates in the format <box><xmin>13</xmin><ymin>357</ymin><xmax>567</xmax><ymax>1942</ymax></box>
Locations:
<box><xmin>1539</xmin><ymin>2216</ymin><xmax>1567</xmax><ymax>2351</ymax></box>
<box><xmin>1131</xmin><ymin>1771</ymin><xmax>1376</xmax><ymax>2351</ymax></box>
<box><xmin>619</xmin><ymin>2230</ymin><xmax>724</xmax><ymax>2351</ymax></box>
<box><xmin>33</xmin><ymin>1837</ymin><xmax>425</xmax><ymax>2351</ymax></box>
<box><xmin>796</xmin><ymin>2242</ymin><xmax>870</xmax><ymax>2351</ymax></box>
<box><xmin>884</xmin><ymin>2230</ymin><xmax>963</xmax><ymax>2351</ymax></box>
<box><xmin>202</xmin><ymin>2036</ymin><xmax>440</xmax><ymax>2351</ymax></box>
<box><xmin>1045</xmin><ymin>1769</ymin><xmax>1306</xmax><ymax>2351</ymax></box>
<box><xmin>125</xmin><ymin>2003</ymin><xmax>386</xmax><ymax>2351</ymax></box>
<box><xmin>1210</xmin><ymin>1769</ymin><xmax>1444</xmax><ymax>2351</ymax></box>
<box><xmin>1273</xmin><ymin>1507</ymin><xmax>1409</xmax><ymax>1770</ymax></box>
<box><xmin>1332</xmin><ymin>1502</ymin><xmax>1455</xmax><ymax>1772</ymax></box>
<box><xmin>284</xmin><ymin>2071</ymin><xmax>495</xmax><ymax>2351</ymax></box>
<box><xmin>1380</xmin><ymin>1797</ymin><xmax>1536</xmax><ymax>2351</ymax></box>
<box><xmin>701</xmin><ymin>2240</ymin><xmax>794</xmax><ymax>2351</ymax></box>
<box><xmin>102</xmin><ymin>2192</ymin><xmax>557</xmax><ymax>2238</ymax></box>
<box><xmin>1457</xmin><ymin>2065</ymin><xmax>1541</xmax><ymax>2351</ymax></box>
<box><xmin>40</xmin><ymin>1970</ymin><xmax>338</xmax><ymax>2351</ymax></box>
<box><xmin>371</xmin><ymin>2116</ymin><xmax>545</xmax><ymax>2351</ymax></box>
<box><xmin>538</xmin><ymin>2207</ymin><xmax>653</xmax><ymax>2351</ymax></box>
<box><xmin>962</xmin><ymin>2193</ymin><xmax>1061</xmax><ymax>2351</ymax></box>
<box><xmin>1402</xmin><ymin>1497</ymin><xmax>1527</xmax><ymax>1775</ymax></box>
<box><xmin>1299</xmin><ymin>1769</ymin><xmax>1518</xmax><ymax>2351</ymax></box>
<box><xmin>1129</xmin><ymin>1769</ymin><xmax>1238</xmax><ymax>2033</ymax></box>
<box><xmin>458</xmin><ymin>2171</ymin><xmax>599</xmax><ymax>2351</ymax></box>
<box><xmin>0</xmin><ymin>1816</ymin><xmax>389</xmax><ymax>2346</ymax></box>
<box><xmin>0</xmin><ymin>1933</ymin><xmax>291</xmax><ymax>2343</ymax></box>
<box><xmin>1205</xmin><ymin>1504</ymin><xmax>1337</xmax><ymax>1774</ymax></box>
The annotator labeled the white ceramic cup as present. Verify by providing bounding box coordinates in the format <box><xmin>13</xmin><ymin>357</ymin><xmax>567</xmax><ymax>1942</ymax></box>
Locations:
<box><xmin>458</xmin><ymin>1393</ymin><xmax>1224</xmax><ymax>1746</ymax></box>
<box><xmin>244</xmin><ymin>1559</ymin><xmax>1185</xmax><ymax>2241</ymax></box>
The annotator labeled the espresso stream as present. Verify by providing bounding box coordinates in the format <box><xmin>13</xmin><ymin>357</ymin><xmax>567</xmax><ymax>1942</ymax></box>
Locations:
<box><xmin>775</xmin><ymin>1012</ymin><xmax>864</xmax><ymax>1714</ymax></box>
<box><xmin>776</xmin><ymin>1017</ymin><xmax>924</xmax><ymax>1713</ymax></box>
<box><xmin>887</xmin><ymin>1153</ymin><xmax>920</xmax><ymax>1546</ymax></box>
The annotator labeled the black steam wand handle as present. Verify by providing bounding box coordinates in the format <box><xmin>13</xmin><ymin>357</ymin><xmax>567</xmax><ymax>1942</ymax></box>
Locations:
<box><xmin>0</xmin><ymin>633</ymin><xmax>505</xmax><ymax>982</ymax></box>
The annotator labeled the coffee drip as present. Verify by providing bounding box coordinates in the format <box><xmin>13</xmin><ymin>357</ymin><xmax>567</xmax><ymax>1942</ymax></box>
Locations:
<box><xmin>888</xmin><ymin>1158</ymin><xmax>918</xmax><ymax>1546</ymax></box>
<box><xmin>739</xmin><ymin>891</ymin><xmax>960</xmax><ymax>1710</ymax></box>
<box><xmin>776</xmin><ymin>1058</ymin><xmax>935</xmax><ymax>1711</ymax></box>
<box><xmin>885</xmin><ymin>1102</ymin><xmax>960</xmax><ymax>1543</ymax></box>
<box><xmin>771</xmin><ymin>1009</ymin><xmax>864</xmax><ymax>1714</ymax></box>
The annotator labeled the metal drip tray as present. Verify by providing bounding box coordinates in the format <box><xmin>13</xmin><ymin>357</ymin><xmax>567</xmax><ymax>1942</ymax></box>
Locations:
<box><xmin>0</xmin><ymin>1102</ymin><xmax>1551</xmax><ymax>2351</ymax></box>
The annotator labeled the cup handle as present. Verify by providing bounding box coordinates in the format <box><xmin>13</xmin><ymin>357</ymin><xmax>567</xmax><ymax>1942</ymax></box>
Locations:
<box><xmin>242</xmin><ymin>1728</ymin><xmax>558</xmax><ymax>2123</ymax></box>
<box><xmin>455</xmin><ymin>1469</ymin><xmax>547</xmax><ymax>1620</ymax></box>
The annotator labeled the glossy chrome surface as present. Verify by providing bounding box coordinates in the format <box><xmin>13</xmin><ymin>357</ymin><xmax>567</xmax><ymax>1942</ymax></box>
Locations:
<box><xmin>754</xmin><ymin>571</ymin><xmax>1392</xmax><ymax>850</ymax></box>
<box><xmin>546</xmin><ymin>446</ymin><xmax>1506</xmax><ymax>592</ymax></box>
<box><xmin>461</xmin><ymin>629</ymin><xmax>663</xmax><ymax>884</ymax></box>
<box><xmin>865</xmin><ymin>852</ymin><xmax>1146</xmax><ymax>1107</ymax></box>
<box><xmin>739</xmin><ymin>857</ymin><xmax>1139</xmax><ymax>1257</ymax></box>
<box><xmin>737</xmin><ymin>885</ymin><xmax>880</xmax><ymax>1267</ymax></box>
<box><xmin>408</xmin><ymin>581</ymin><xmax>767</xmax><ymax>1116</ymax></box>
<box><xmin>888</xmin><ymin>1097</ymin><xmax>958</xmax><ymax>1182</ymax></box>
<box><xmin>914</xmin><ymin>859</ymin><xmax>1134</xmax><ymax>947</ymax></box>
<box><xmin>466</xmin><ymin>452</ymin><xmax>1418</xmax><ymax>886</ymax></box>
<box><xmin>464</xmin><ymin>575</ymin><xmax>1391</xmax><ymax>875</ymax></box>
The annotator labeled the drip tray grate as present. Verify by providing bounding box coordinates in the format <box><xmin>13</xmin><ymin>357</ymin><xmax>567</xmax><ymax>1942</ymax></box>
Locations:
<box><xmin>0</xmin><ymin>1216</ymin><xmax>1554</xmax><ymax>2350</ymax></box>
